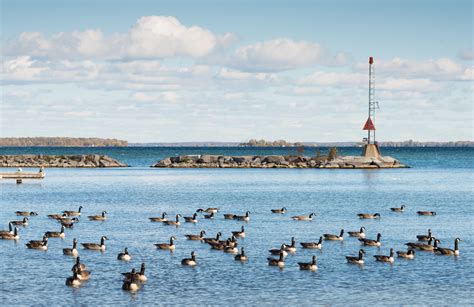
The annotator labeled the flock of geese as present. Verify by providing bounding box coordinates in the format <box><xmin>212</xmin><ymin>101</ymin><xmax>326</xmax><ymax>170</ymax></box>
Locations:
<box><xmin>0</xmin><ymin>204</ymin><xmax>462</xmax><ymax>292</ymax></box>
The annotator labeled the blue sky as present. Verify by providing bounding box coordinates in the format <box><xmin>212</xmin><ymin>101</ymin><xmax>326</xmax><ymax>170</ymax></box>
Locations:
<box><xmin>1</xmin><ymin>0</ymin><xmax>472</xmax><ymax>142</ymax></box>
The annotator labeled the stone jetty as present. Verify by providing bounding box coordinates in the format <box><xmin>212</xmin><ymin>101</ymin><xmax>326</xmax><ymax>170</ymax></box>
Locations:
<box><xmin>0</xmin><ymin>154</ymin><xmax>128</xmax><ymax>168</ymax></box>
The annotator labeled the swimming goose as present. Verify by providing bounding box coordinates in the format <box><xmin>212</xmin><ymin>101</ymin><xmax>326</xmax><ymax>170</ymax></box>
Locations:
<box><xmin>233</xmin><ymin>211</ymin><xmax>251</xmax><ymax>222</ymax></box>
<box><xmin>75</xmin><ymin>266</ymin><xmax>90</xmax><ymax>281</ymax></box>
<box><xmin>374</xmin><ymin>248</ymin><xmax>395</xmax><ymax>263</ymax></box>
<box><xmin>203</xmin><ymin>232</ymin><xmax>222</xmax><ymax>244</ymax></box>
<box><xmin>122</xmin><ymin>269</ymin><xmax>140</xmax><ymax>292</ymax></box>
<box><xmin>348</xmin><ymin>227</ymin><xmax>366</xmax><ymax>238</ymax></box>
<box><xmin>232</xmin><ymin>226</ymin><xmax>246</xmax><ymax>238</ymax></box>
<box><xmin>271</xmin><ymin>207</ymin><xmax>287</xmax><ymax>214</ymax></box>
<box><xmin>269</xmin><ymin>244</ymin><xmax>288</xmax><ymax>257</ymax></box>
<box><xmin>181</xmin><ymin>251</ymin><xmax>197</xmax><ymax>266</ymax></box>
<box><xmin>184</xmin><ymin>213</ymin><xmax>198</xmax><ymax>223</ymax></box>
<box><xmin>185</xmin><ymin>230</ymin><xmax>206</xmax><ymax>241</ymax></box>
<box><xmin>63</xmin><ymin>206</ymin><xmax>83</xmax><ymax>216</ymax></box>
<box><xmin>417</xmin><ymin>239</ymin><xmax>441</xmax><ymax>252</ymax></box>
<box><xmin>0</xmin><ymin>227</ymin><xmax>19</xmax><ymax>240</ymax></box>
<box><xmin>117</xmin><ymin>247</ymin><xmax>132</xmax><ymax>261</ymax></box>
<box><xmin>163</xmin><ymin>214</ymin><xmax>182</xmax><ymax>226</ymax></box>
<box><xmin>324</xmin><ymin>229</ymin><xmax>344</xmax><ymax>241</ymax></box>
<box><xmin>397</xmin><ymin>249</ymin><xmax>415</xmax><ymax>259</ymax></box>
<box><xmin>300</xmin><ymin>236</ymin><xmax>323</xmax><ymax>249</ymax></box>
<box><xmin>47</xmin><ymin>213</ymin><xmax>65</xmax><ymax>220</ymax></box>
<box><xmin>10</xmin><ymin>217</ymin><xmax>29</xmax><ymax>226</ymax></box>
<box><xmin>87</xmin><ymin>211</ymin><xmax>107</xmax><ymax>221</ymax></box>
<box><xmin>155</xmin><ymin>236</ymin><xmax>176</xmax><ymax>250</ymax></box>
<box><xmin>435</xmin><ymin>238</ymin><xmax>461</xmax><ymax>256</ymax></box>
<box><xmin>417</xmin><ymin>229</ymin><xmax>432</xmax><ymax>241</ymax></box>
<box><xmin>66</xmin><ymin>270</ymin><xmax>82</xmax><ymax>288</ymax></box>
<box><xmin>217</xmin><ymin>235</ymin><xmax>237</xmax><ymax>248</ymax></box>
<box><xmin>27</xmin><ymin>234</ymin><xmax>48</xmax><ymax>246</ymax></box>
<box><xmin>81</xmin><ymin>236</ymin><xmax>108</xmax><ymax>251</ymax></box>
<box><xmin>284</xmin><ymin>237</ymin><xmax>297</xmax><ymax>253</ymax></box>
<box><xmin>197</xmin><ymin>208</ymin><xmax>219</xmax><ymax>213</ymax></box>
<box><xmin>390</xmin><ymin>205</ymin><xmax>406</xmax><ymax>212</ymax></box>
<box><xmin>149</xmin><ymin>212</ymin><xmax>167</xmax><ymax>222</ymax></box>
<box><xmin>63</xmin><ymin>238</ymin><xmax>79</xmax><ymax>256</ymax></box>
<box><xmin>60</xmin><ymin>218</ymin><xmax>79</xmax><ymax>229</ymax></box>
<box><xmin>45</xmin><ymin>225</ymin><xmax>65</xmax><ymax>238</ymax></box>
<box><xmin>224</xmin><ymin>244</ymin><xmax>239</xmax><ymax>254</ymax></box>
<box><xmin>417</xmin><ymin>211</ymin><xmax>436</xmax><ymax>216</ymax></box>
<box><xmin>26</xmin><ymin>237</ymin><xmax>48</xmax><ymax>250</ymax></box>
<box><xmin>298</xmin><ymin>255</ymin><xmax>317</xmax><ymax>271</ymax></box>
<box><xmin>406</xmin><ymin>237</ymin><xmax>434</xmax><ymax>250</ymax></box>
<box><xmin>203</xmin><ymin>212</ymin><xmax>215</xmax><ymax>219</ymax></box>
<box><xmin>291</xmin><ymin>213</ymin><xmax>315</xmax><ymax>221</ymax></box>
<box><xmin>209</xmin><ymin>239</ymin><xmax>232</xmax><ymax>251</ymax></box>
<box><xmin>268</xmin><ymin>251</ymin><xmax>285</xmax><ymax>267</ymax></box>
<box><xmin>72</xmin><ymin>257</ymin><xmax>86</xmax><ymax>271</ymax></box>
<box><xmin>234</xmin><ymin>247</ymin><xmax>248</xmax><ymax>262</ymax></box>
<box><xmin>15</xmin><ymin>211</ymin><xmax>38</xmax><ymax>216</ymax></box>
<box><xmin>359</xmin><ymin>233</ymin><xmax>382</xmax><ymax>246</ymax></box>
<box><xmin>0</xmin><ymin>222</ymin><xmax>14</xmax><ymax>236</ymax></box>
<box><xmin>346</xmin><ymin>249</ymin><xmax>366</xmax><ymax>265</ymax></box>
<box><xmin>122</xmin><ymin>263</ymin><xmax>147</xmax><ymax>282</ymax></box>
<box><xmin>357</xmin><ymin>213</ymin><xmax>381</xmax><ymax>219</ymax></box>
<box><xmin>223</xmin><ymin>213</ymin><xmax>235</xmax><ymax>220</ymax></box>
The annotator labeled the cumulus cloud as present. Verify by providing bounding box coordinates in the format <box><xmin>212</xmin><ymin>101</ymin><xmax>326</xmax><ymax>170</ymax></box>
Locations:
<box><xmin>459</xmin><ymin>48</ymin><xmax>474</xmax><ymax>61</ymax></box>
<box><xmin>298</xmin><ymin>71</ymin><xmax>366</xmax><ymax>87</ymax></box>
<box><xmin>459</xmin><ymin>67</ymin><xmax>473</xmax><ymax>81</ymax></box>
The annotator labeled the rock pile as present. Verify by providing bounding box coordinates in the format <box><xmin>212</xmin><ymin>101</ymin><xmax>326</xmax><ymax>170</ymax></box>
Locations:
<box><xmin>0</xmin><ymin>154</ymin><xmax>128</xmax><ymax>168</ymax></box>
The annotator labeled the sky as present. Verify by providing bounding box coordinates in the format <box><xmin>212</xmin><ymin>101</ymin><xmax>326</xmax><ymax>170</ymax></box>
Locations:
<box><xmin>1</xmin><ymin>0</ymin><xmax>472</xmax><ymax>142</ymax></box>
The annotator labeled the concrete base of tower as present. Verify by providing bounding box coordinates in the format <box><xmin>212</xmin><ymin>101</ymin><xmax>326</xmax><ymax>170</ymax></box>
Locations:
<box><xmin>361</xmin><ymin>144</ymin><xmax>382</xmax><ymax>159</ymax></box>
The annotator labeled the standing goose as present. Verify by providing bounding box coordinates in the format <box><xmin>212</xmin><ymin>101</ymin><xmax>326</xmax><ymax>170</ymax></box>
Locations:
<box><xmin>292</xmin><ymin>213</ymin><xmax>315</xmax><ymax>221</ymax></box>
<box><xmin>26</xmin><ymin>237</ymin><xmax>48</xmax><ymax>250</ymax></box>
<box><xmin>417</xmin><ymin>210</ymin><xmax>436</xmax><ymax>216</ymax></box>
<box><xmin>63</xmin><ymin>206</ymin><xmax>83</xmax><ymax>216</ymax></box>
<box><xmin>88</xmin><ymin>211</ymin><xmax>107</xmax><ymax>221</ymax></box>
<box><xmin>0</xmin><ymin>227</ymin><xmax>19</xmax><ymax>240</ymax></box>
<box><xmin>117</xmin><ymin>247</ymin><xmax>132</xmax><ymax>261</ymax></box>
<box><xmin>155</xmin><ymin>236</ymin><xmax>176</xmax><ymax>250</ymax></box>
<box><xmin>284</xmin><ymin>237</ymin><xmax>297</xmax><ymax>253</ymax></box>
<box><xmin>233</xmin><ymin>211</ymin><xmax>251</xmax><ymax>222</ymax></box>
<box><xmin>184</xmin><ymin>213</ymin><xmax>198</xmax><ymax>223</ymax></box>
<box><xmin>417</xmin><ymin>229</ymin><xmax>433</xmax><ymax>241</ymax></box>
<box><xmin>10</xmin><ymin>217</ymin><xmax>29</xmax><ymax>226</ymax></box>
<box><xmin>357</xmin><ymin>213</ymin><xmax>381</xmax><ymax>219</ymax></box>
<box><xmin>300</xmin><ymin>236</ymin><xmax>323</xmax><ymax>249</ymax></box>
<box><xmin>223</xmin><ymin>213</ymin><xmax>235</xmax><ymax>220</ymax></box>
<box><xmin>164</xmin><ymin>214</ymin><xmax>182</xmax><ymax>226</ymax></box>
<box><xmin>346</xmin><ymin>249</ymin><xmax>366</xmax><ymax>265</ymax></box>
<box><xmin>268</xmin><ymin>251</ymin><xmax>286</xmax><ymax>267</ymax></box>
<box><xmin>45</xmin><ymin>225</ymin><xmax>66</xmax><ymax>238</ymax></box>
<box><xmin>232</xmin><ymin>226</ymin><xmax>246</xmax><ymax>238</ymax></box>
<box><xmin>234</xmin><ymin>247</ymin><xmax>248</xmax><ymax>262</ymax></box>
<box><xmin>397</xmin><ymin>249</ymin><xmax>415</xmax><ymax>259</ymax></box>
<box><xmin>271</xmin><ymin>207</ymin><xmax>287</xmax><ymax>214</ymax></box>
<box><xmin>348</xmin><ymin>227</ymin><xmax>366</xmax><ymax>238</ymax></box>
<box><xmin>359</xmin><ymin>233</ymin><xmax>382</xmax><ymax>247</ymax></box>
<box><xmin>0</xmin><ymin>223</ymin><xmax>14</xmax><ymax>236</ymax></box>
<box><xmin>15</xmin><ymin>211</ymin><xmax>38</xmax><ymax>216</ymax></box>
<box><xmin>181</xmin><ymin>251</ymin><xmax>197</xmax><ymax>266</ymax></box>
<box><xmin>324</xmin><ymin>229</ymin><xmax>344</xmax><ymax>241</ymax></box>
<box><xmin>63</xmin><ymin>238</ymin><xmax>79</xmax><ymax>256</ymax></box>
<box><xmin>390</xmin><ymin>205</ymin><xmax>406</xmax><ymax>212</ymax></box>
<box><xmin>197</xmin><ymin>208</ymin><xmax>219</xmax><ymax>213</ymax></box>
<box><xmin>122</xmin><ymin>263</ymin><xmax>147</xmax><ymax>282</ymax></box>
<box><xmin>66</xmin><ymin>270</ymin><xmax>82</xmax><ymax>287</ymax></box>
<box><xmin>435</xmin><ymin>238</ymin><xmax>461</xmax><ymax>256</ymax></box>
<box><xmin>81</xmin><ymin>236</ymin><xmax>108</xmax><ymax>251</ymax></box>
<box><xmin>298</xmin><ymin>255</ymin><xmax>318</xmax><ymax>271</ymax></box>
<box><xmin>203</xmin><ymin>232</ymin><xmax>222</xmax><ymax>244</ymax></box>
<box><xmin>122</xmin><ymin>269</ymin><xmax>140</xmax><ymax>292</ymax></box>
<box><xmin>149</xmin><ymin>212</ymin><xmax>167</xmax><ymax>222</ymax></box>
<box><xmin>269</xmin><ymin>244</ymin><xmax>288</xmax><ymax>257</ymax></box>
<box><xmin>203</xmin><ymin>212</ymin><xmax>215</xmax><ymax>219</ymax></box>
<box><xmin>374</xmin><ymin>248</ymin><xmax>395</xmax><ymax>263</ymax></box>
<box><xmin>185</xmin><ymin>230</ymin><xmax>206</xmax><ymax>241</ymax></box>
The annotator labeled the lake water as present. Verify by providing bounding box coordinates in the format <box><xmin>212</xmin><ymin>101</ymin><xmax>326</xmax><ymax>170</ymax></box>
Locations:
<box><xmin>0</xmin><ymin>147</ymin><xmax>473</xmax><ymax>305</ymax></box>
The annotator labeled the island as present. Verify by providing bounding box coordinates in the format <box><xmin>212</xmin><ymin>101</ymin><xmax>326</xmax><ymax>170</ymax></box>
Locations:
<box><xmin>0</xmin><ymin>137</ymin><xmax>128</xmax><ymax>147</ymax></box>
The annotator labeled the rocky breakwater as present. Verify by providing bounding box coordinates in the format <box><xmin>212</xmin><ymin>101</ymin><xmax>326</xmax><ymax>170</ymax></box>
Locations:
<box><xmin>152</xmin><ymin>154</ymin><xmax>408</xmax><ymax>169</ymax></box>
<box><xmin>0</xmin><ymin>154</ymin><xmax>128</xmax><ymax>168</ymax></box>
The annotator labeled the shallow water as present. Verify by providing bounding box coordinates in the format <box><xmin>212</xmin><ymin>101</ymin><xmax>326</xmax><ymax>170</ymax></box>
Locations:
<box><xmin>0</xmin><ymin>147</ymin><xmax>473</xmax><ymax>305</ymax></box>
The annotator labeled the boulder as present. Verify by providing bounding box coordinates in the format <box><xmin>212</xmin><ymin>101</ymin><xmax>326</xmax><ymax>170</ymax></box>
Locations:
<box><xmin>263</xmin><ymin>155</ymin><xmax>286</xmax><ymax>164</ymax></box>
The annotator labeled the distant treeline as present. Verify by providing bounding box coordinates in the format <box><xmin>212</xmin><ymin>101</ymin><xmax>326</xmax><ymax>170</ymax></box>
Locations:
<box><xmin>0</xmin><ymin>137</ymin><xmax>128</xmax><ymax>147</ymax></box>
<box><xmin>239</xmin><ymin>139</ymin><xmax>310</xmax><ymax>147</ymax></box>
<box><xmin>239</xmin><ymin>139</ymin><xmax>473</xmax><ymax>147</ymax></box>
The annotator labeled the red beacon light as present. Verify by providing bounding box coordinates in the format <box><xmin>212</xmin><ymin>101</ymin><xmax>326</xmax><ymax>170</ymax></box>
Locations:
<box><xmin>369</xmin><ymin>56</ymin><xmax>374</xmax><ymax>64</ymax></box>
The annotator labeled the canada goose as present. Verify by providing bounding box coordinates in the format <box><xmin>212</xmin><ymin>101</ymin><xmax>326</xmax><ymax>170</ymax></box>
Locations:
<box><xmin>72</xmin><ymin>257</ymin><xmax>86</xmax><ymax>272</ymax></box>
<box><xmin>324</xmin><ymin>229</ymin><xmax>344</xmax><ymax>241</ymax></box>
<box><xmin>298</xmin><ymin>255</ymin><xmax>318</xmax><ymax>271</ymax></box>
<box><xmin>63</xmin><ymin>206</ymin><xmax>83</xmax><ymax>216</ymax></box>
<box><xmin>117</xmin><ymin>247</ymin><xmax>132</xmax><ymax>261</ymax></box>
<box><xmin>268</xmin><ymin>251</ymin><xmax>285</xmax><ymax>267</ymax></box>
<box><xmin>418</xmin><ymin>239</ymin><xmax>441</xmax><ymax>252</ymax></box>
<box><xmin>47</xmin><ymin>213</ymin><xmax>65</xmax><ymax>220</ymax></box>
<box><xmin>390</xmin><ymin>205</ymin><xmax>406</xmax><ymax>212</ymax></box>
<box><xmin>15</xmin><ymin>211</ymin><xmax>38</xmax><ymax>216</ymax></box>
<box><xmin>284</xmin><ymin>237</ymin><xmax>297</xmax><ymax>253</ymax></box>
<box><xmin>203</xmin><ymin>232</ymin><xmax>222</xmax><ymax>244</ymax></box>
<box><xmin>197</xmin><ymin>208</ymin><xmax>219</xmax><ymax>213</ymax></box>
<box><xmin>435</xmin><ymin>238</ymin><xmax>461</xmax><ymax>256</ymax></box>
<box><xmin>209</xmin><ymin>239</ymin><xmax>231</xmax><ymax>251</ymax></box>
<box><xmin>374</xmin><ymin>248</ymin><xmax>395</xmax><ymax>263</ymax></box>
<box><xmin>75</xmin><ymin>266</ymin><xmax>90</xmax><ymax>281</ymax></box>
<box><xmin>122</xmin><ymin>263</ymin><xmax>147</xmax><ymax>282</ymax></box>
<box><xmin>357</xmin><ymin>213</ymin><xmax>381</xmax><ymax>219</ymax></box>
<box><xmin>163</xmin><ymin>214</ymin><xmax>182</xmax><ymax>226</ymax></box>
<box><xmin>406</xmin><ymin>237</ymin><xmax>434</xmax><ymax>250</ymax></box>
<box><xmin>233</xmin><ymin>211</ymin><xmax>251</xmax><ymax>222</ymax></box>
<box><xmin>155</xmin><ymin>236</ymin><xmax>176</xmax><ymax>250</ymax></box>
<box><xmin>149</xmin><ymin>212</ymin><xmax>167</xmax><ymax>222</ymax></box>
<box><xmin>417</xmin><ymin>210</ymin><xmax>436</xmax><ymax>216</ymax></box>
<box><xmin>234</xmin><ymin>247</ymin><xmax>248</xmax><ymax>261</ymax></box>
<box><xmin>122</xmin><ymin>269</ymin><xmax>140</xmax><ymax>292</ymax></box>
<box><xmin>271</xmin><ymin>207</ymin><xmax>287</xmax><ymax>214</ymax></box>
<box><xmin>269</xmin><ymin>244</ymin><xmax>288</xmax><ymax>257</ymax></box>
<box><xmin>26</xmin><ymin>237</ymin><xmax>48</xmax><ymax>250</ymax></box>
<box><xmin>185</xmin><ymin>230</ymin><xmax>206</xmax><ymax>241</ymax></box>
<box><xmin>45</xmin><ymin>225</ymin><xmax>65</xmax><ymax>238</ymax></box>
<box><xmin>81</xmin><ymin>236</ymin><xmax>108</xmax><ymax>251</ymax></box>
<box><xmin>397</xmin><ymin>249</ymin><xmax>415</xmax><ymax>259</ymax></box>
<box><xmin>203</xmin><ymin>212</ymin><xmax>215</xmax><ymax>219</ymax></box>
<box><xmin>184</xmin><ymin>213</ymin><xmax>198</xmax><ymax>223</ymax></box>
<box><xmin>88</xmin><ymin>211</ymin><xmax>107</xmax><ymax>221</ymax></box>
<box><xmin>66</xmin><ymin>270</ymin><xmax>82</xmax><ymax>288</ymax></box>
<box><xmin>0</xmin><ymin>227</ymin><xmax>19</xmax><ymax>240</ymax></box>
<box><xmin>217</xmin><ymin>235</ymin><xmax>237</xmax><ymax>248</ymax></box>
<box><xmin>417</xmin><ymin>229</ymin><xmax>432</xmax><ymax>241</ymax></box>
<box><xmin>232</xmin><ymin>226</ymin><xmax>246</xmax><ymax>238</ymax></box>
<box><xmin>300</xmin><ymin>236</ymin><xmax>323</xmax><ymax>249</ymax></box>
<box><xmin>291</xmin><ymin>213</ymin><xmax>315</xmax><ymax>221</ymax></box>
<box><xmin>359</xmin><ymin>233</ymin><xmax>382</xmax><ymax>247</ymax></box>
<box><xmin>223</xmin><ymin>213</ymin><xmax>235</xmax><ymax>220</ymax></box>
<box><xmin>63</xmin><ymin>238</ymin><xmax>79</xmax><ymax>256</ymax></box>
<box><xmin>224</xmin><ymin>244</ymin><xmax>239</xmax><ymax>254</ymax></box>
<box><xmin>60</xmin><ymin>218</ymin><xmax>79</xmax><ymax>229</ymax></box>
<box><xmin>348</xmin><ymin>227</ymin><xmax>366</xmax><ymax>238</ymax></box>
<box><xmin>0</xmin><ymin>222</ymin><xmax>14</xmax><ymax>236</ymax></box>
<box><xmin>346</xmin><ymin>249</ymin><xmax>366</xmax><ymax>264</ymax></box>
<box><xmin>181</xmin><ymin>251</ymin><xmax>197</xmax><ymax>266</ymax></box>
<box><xmin>10</xmin><ymin>217</ymin><xmax>29</xmax><ymax>226</ymax></box>
<box><xmin>27</xmin><ymin>234</ymin><xmax>47</xmax><ymax>246</ymax></box>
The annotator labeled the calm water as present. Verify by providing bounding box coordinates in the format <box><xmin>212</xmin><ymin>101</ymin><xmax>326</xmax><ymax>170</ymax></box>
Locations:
<box><xmin>0</xmin><ymin>147</ymin><xmax>473</xmax><ymax>305</ymax></box>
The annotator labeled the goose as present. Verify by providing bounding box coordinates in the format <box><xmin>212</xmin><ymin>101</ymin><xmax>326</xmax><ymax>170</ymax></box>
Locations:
<box><xmin>348</xmin><ymin>227</ymin><xmax>366</xmax><ymax>238</ymax></box>
<box><xmin>10</xmin><ymin>217</ymin><xmax>29</xmax><ymax>226</ymax></box>
<box><xmin>209</xmin><ymin>239</ymin><xmax>232</xmax><ymax>251</ymax></box>
<box><xmin>72</xmin><ymin>257</ymin><xmax>86</xmax><ymax>272</ymax></box>
<box><xmin>81</xmin><ymin>236</ymin><xmax>108</xmax><ymax>251</ymax></box>
<box><xmin>122</xmin><ymin>269</ymin><xmax>140</xmax><ymax>292</ymax></box>
<box><xmin>346</xmin><ymin>249</ymin><xmax>366</xmax><ymax>265</ymax></box>
<box><xmin>298</xmin><ymin>255</ymin><xmax>317</xmax><ymax>271</ymax></box>
<box><xmin>26</xmin><ymin>237</ymin><xmax>48</xmax><ymax>250</ymax></box>
<box><xmin>397</xmin><ymin>249</ymin><xmax>415</xmax><ymax>259</ymax></box>
<box><xmin>197</xmin><ymin>208</ymin><xmax>219</xmax><ymax>213</ymax></box>
<box><xmin>87</xmin><ymin>211</ymin><xmax>107</xmax><ymax>221</ymax></box>
<box><xmin>66</xmin><ymin>270</ymin><xmax>82</xmax><ymax>287</ymax></box>
<box><xmin>45</xmin><ymin>225</ymin><xmax>66</xmax><ymax>238</ymax></box>
<box><xmin>27</xmin><ymin>234</ymin><xmax>47</xmax><ymax>246</ymax></box>
<box><xmin>300</xmin><ymin>236</ymin><xmax>323</xmax><ymax>249</ymax></box>
<box><xmin>117</xmin><ymin>247</ymin><xmax>132</xmax><ymax>261</ymax></box>
<box><xmin>232</xmin><ymin>226</ymin><xmax>246</xmax><ymax>238</ymax></box>
<box><xmin>63</xmin><ymin>206</ymin><xmax>83</xmax><ymax>216</ymax></box>
<box><xmin>60</xmin><ymin>218</ymin><xmax>79</xmax><ymax>229</ymax></box>
<box><xmin>268</xmin><ymin>251</ymin><xmax>285</xmax><ymax>267</ymax></box>
<box><xmin>284</xmin><ymin>237</ymin><xmax>297</xmax><ymax>253</ymax></box>
<box><xmin>184</xmin><ymin>213</ymin><xmax>198</xmax><ymax>223</ymax></box>
<box><xmin>217</xmin><ymin>235</ymin><xmax>237</xmax><ymax>248</ymax></box>
<box><xmin>269</xmin><ymin>244</ymin><xmax>288</xmax><ymax>257</ymax></box>
<box><xmin>233</xmin><ymin>211</ymin><xmax>251</xmax><ymax>222</ymax></box>
<box><xmin>406</xmin><ymin>238</ymin><xmax>440</xmax><ymax>251</ymax></box>
<box><xmin>406</xmin><ymin>237</ymin><xmax>434</xmax><ymax>250</ymax></box>
<box><xmin>58</xmin><ymin>216</ymin><xmax>79</xmax><ymax>224</ymax></box>
<box><xmin>291</xmin><ymin>213</ymin><xmax>315</xmax><ymax>221</ymax></box>
<box><xmin>203</xmin><ymin>232</ymin><xmax>222</xmax><ymax>244</ymax></box>
<box><xmin>324</xmin><ymin>229</ymin><xmax>344</xmax><ymax>241</ymax></box>
<box><xmin>416</xmin><ymin>229</ymin><xmax>432</xmax><ymax>241</ymax></box>
<box><xmin>185</xmin><ymin>230</ymin><xmax>206</xmax><ymax>241</ymax></box>
<box><xmin>0</xmin><ymin>222</ymin><xmax>14</xmax><ymax>236</ymax></box>
<box><xmin>435</xmin><ymin>238</ymin><xmax>461</xmax><ymax>256</ymax></box>
<box><xmin>163</xmin><ymin>214</ymin><xmax>182</xmax><ymax>226</ymax></box>
<box><xmin>374</xmin><ymin>248</ymin><xmax>395</xmax><ymax>263</ymax></box>
<box><xmin>181</xmin><ymin>251</ymin><xmax>197</xmax><ymax>266</ymax></box>
<box><xmin>15</xmin><ymin>211</ymin><xmax>38</xmax><ymax>216</ymax></box>
<box><xmin>224</xmin><ymin>244</ymin><xmax>239</xmax><ymax>254</ymax></box>
<box><xmin>149</xmin><ymin>212</ymin><xmax>167</xmax><ymax>222</ymax></box>
<box><xmin>359</xmin><ymin>233</ymin><xmax>382</xmax><ymax>247</ymax></box>
<box><xmin>75</xmin><ymin>266</ymin><xmax>90</xmax><ymax>281</ymax></box>
<box><xmin>234</xmin><ymin>247</ymin><xmax>248</xmax><ymax>262</ymax></box>
<box><xmin>203</xmin><ymin>212</ymin><xmax>215</xmax><ymax>219</ymax></box>
<box><xmin>223</xmin><ymin>213</ymin><xmax>235</xmax><ymax>220</ymax></box>
<box><xmin>0</xmin><ymin>227</ymin><xmax>19</xmax><ymax>240</ymax></box>
<box><xmin>122</xmin><ymin>263</ymin><xmax>147</xmax><ymax>282</ymax></box>
<box><xmin>390</xmin><ymin>205</ymin><xmax>406</xmax><ymax>212</ymax></box>
<box><xmin>271</xmin><ymin>207</ymin><xmax>287</xmax><ymax>214</ymax></box>
<box><xmin>155</xmin><ymin>236</ymin><xmax>176</xmax><ymax>250</ymax></box>
<box><xmin>63</xmin><ymin>238</ymin><xmax>79</xmax><ymax>256</ymax></box>
<box><xmin>357</xmin><ymin>213</ymin><xmax>380</xmax><ymax>219</ymax></box>
<box><xmin>47</xmin><ymin>213</ymin><xmax>65</xmax><ymax>220</ymax></box>
<box><xmin>417</xmin><ymin>210</ymin><xmax>436</xmax><ymax>216</ymax></box>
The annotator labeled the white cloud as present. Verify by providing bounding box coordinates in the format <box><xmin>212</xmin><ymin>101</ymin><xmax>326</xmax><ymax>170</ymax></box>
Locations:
<box><xmin>459</xmin><ymin>48</ymin><xmax>474</xmax><ymax>61</ymax></box>
<box><xmin>216</xmin><ymin>67</ymin><xmax>278</xmax><ymax>82</ymax></box>
<box><xmin>459</xmin><ymin>67</ymin><xmax>473</xmax><ymax>81</ymax></box>
<box><xmin>298</xmin><ymin>71</ymin><xmax>366</xmax><ymax>87</ymax></box>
